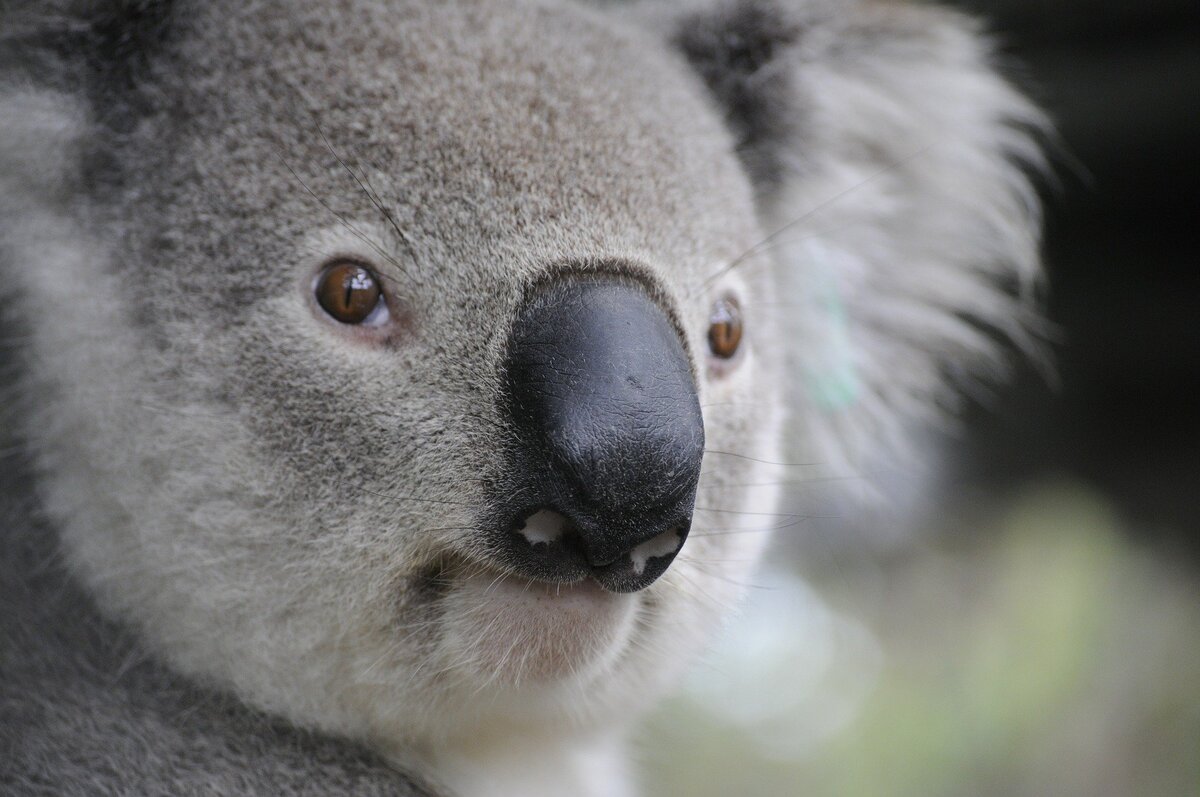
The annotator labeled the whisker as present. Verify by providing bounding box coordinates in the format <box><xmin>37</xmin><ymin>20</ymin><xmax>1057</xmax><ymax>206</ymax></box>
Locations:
<box><xmin>700</xmin><ymin>476</ymin><xmax>868</xmax><ymax>489</ymax></box>
<box><xmin>693</xmin><ymin>505</ymin><xmax>808</xmax><ymax>519</ymax></box>
<box><xmin>703</xmin><ymin>449</ymin><xmax>819</xmax><ymax>467</ymax></box>
<box><xmin>313</xmin><ymin>123</ymin><xmax>421</xmax><ymax>276</ymax></box>
<box><xmin>673</xmin><ymin>556</ymin><xmax>767</xmax><ymax>591</ymax></box>
<box><xmin>274</xmin><ymin>149</ymin><xmax>407</xmax><ymax>276</ymax></box>
<box><xmin>700</xmin><ymin>400</ymin><xmax>782</xmax><ymax>410</ymax></box>
<box><xmin>688</xmin><ymin>145</ymin><xmax>931</xmax><ymax>297</ymax></box>
<box><xmin>689</xmin><ymin>517</ymin><xmax>810</xmax><ymax>536</ymax></box>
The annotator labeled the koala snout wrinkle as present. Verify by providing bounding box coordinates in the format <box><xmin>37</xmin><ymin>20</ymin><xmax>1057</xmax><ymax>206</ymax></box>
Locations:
<box><xmin>500</xmin><ymin>277</ymin><xmax>704</xmax><ymax>593</ymax></box>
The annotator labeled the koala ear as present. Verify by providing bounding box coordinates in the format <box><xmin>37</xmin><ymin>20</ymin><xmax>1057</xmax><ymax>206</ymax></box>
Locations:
<box><xmin>1</xmin><ymin>1</ymin><xmax>173</xmax><ymax>82</ymax></box>
<box><xmin>671</xmin><ymin>0</ymin><xmax>806</xmax><ymax>191</ymax></box>
<box><xmin>1</xmin><ymin>0</ymin><xmax>174</xmax><ymax>197</ymax></box>
<box><xmin>672</xmin><ymin>0</ymin><xmax>1048</xmax><ymax>497</ymax></box>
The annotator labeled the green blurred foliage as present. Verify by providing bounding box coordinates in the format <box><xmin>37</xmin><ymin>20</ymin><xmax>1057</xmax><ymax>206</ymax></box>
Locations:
<box><xmin>637</xmin><ymin>483</ymin><xmax>1200</xmax><ymax>797</ymax></box>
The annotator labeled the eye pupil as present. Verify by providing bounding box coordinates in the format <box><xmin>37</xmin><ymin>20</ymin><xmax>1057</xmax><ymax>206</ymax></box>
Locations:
<box><xmin>316</xmin><ymin>261</ymin><xmax>382</xmax><ymax>324</ymax></box>
<box><xmin>708</xmin><ymin>298</ymin><xmax>743</xmax><ymax>359</ymax></box>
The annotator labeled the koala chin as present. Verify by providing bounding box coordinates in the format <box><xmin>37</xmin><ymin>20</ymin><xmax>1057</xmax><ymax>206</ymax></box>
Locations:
<box><xmin>0</xmin><ymin>1</ymin><xmax>1044</xmax><ymax>795</ymax></box>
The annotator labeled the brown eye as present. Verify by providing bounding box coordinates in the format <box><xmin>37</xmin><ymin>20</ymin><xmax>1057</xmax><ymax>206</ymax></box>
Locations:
<box><xmin>708</xmin><ymin>298</ymin><xmax>743</xmax><ymax>359</ymax></box>
<box><xmin>315</xmin><ymin>261</ymin><xmax>384</xmax><ymax>324</ymax></box>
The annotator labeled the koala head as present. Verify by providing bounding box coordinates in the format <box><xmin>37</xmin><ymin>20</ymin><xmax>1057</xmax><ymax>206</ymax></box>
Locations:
<box><xmin>0</xmin><ymin>0</ymin><xmax>1042</xmax><ymax>785</ymax></box>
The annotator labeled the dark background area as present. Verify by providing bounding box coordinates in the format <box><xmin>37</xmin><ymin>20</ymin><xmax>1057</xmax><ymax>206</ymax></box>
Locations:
<box><xmin>949</xmin><ymin>0</ymin><xmax>1200</xmax><ymax>553</ymax></box>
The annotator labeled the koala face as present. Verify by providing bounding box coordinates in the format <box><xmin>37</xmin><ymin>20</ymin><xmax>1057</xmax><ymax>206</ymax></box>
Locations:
<box><xmin>1</xmin><ymin>0</ymin><xmax>1044</xmax><ymax>790</ymax></box>
<box><xmin>5</xmin><ymin>0</ymin><xmax>784</xmax><ymax>753</ymax></box>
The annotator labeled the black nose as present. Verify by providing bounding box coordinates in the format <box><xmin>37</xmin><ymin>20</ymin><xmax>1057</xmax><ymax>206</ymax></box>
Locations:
<box><xmin>497</xmin><ymin>276</ymin><xmax>704</xmax><ymax>593</ymax></box>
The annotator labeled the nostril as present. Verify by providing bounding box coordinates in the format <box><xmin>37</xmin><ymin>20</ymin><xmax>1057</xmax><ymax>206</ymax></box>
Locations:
<box><xmin>587</xmin><ymin>519</ymin><xmax>691</xmax><ymax>593</ymax></box>
<box><xmin>506</xmin><ymin>508</ymin><xmax>590</xmax><ymax>584</ymax></box>
<box><xmin>629</xmin><ymin>526</ymin><xmax>683</xmax><ymax>576</ymax></box>
<box><xmin>507</xmin><ymin>504</ymin><xmax>691</xmax><ymax>592</ymax></box>
<box><xmin>517</xmin><ymin>509</ymin><xmax>568</xmax><ymax>547</ymax></box>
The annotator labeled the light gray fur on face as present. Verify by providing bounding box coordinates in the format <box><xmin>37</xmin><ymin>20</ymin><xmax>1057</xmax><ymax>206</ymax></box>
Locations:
<box><xmin>0</xmin><ymin>1</ymin><xmax>1043</xmax><ymax>795</ymax></box>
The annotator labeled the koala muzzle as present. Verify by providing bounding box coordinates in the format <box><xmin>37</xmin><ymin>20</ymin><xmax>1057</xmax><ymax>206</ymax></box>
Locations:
<box><xmin>499</xmin><ymin>276</ymin><xmax>704</xmax><ymax>593</ymax></box>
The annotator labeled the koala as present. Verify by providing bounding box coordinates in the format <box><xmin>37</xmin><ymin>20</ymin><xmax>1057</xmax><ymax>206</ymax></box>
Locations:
<box><xmin>0</xmin><ymin>1</ymin><xmax>1044</xmax><ymax>795</ymax></box>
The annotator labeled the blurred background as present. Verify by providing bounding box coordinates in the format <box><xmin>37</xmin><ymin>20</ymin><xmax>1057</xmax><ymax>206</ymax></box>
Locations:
<box><xmin>639</xmin><ymin>2</ymin><xmax>1200</xmax><ymax>794</ymax></box>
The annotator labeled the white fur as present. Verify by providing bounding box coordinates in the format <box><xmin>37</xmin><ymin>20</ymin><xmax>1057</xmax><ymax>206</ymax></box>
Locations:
<box><xmin>773</xmin><ymin>4</ymin><xmax>1047</xmax><ymax>498</ymax></box>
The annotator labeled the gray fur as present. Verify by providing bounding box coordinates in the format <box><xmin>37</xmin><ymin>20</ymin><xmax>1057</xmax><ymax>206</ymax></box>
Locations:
<box><xmin>0</xmin><ymin>1</ymin><xmax>1044</xmax><ymax>795</ymax></box>
<box><xmin>0</xmin><ymin>441</ymin><xmax>434</xmax><ymax>796</ymax></box>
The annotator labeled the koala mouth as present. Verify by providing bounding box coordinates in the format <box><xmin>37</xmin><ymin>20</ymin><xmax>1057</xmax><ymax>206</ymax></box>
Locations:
<box><xmin>430</xmin><ymin>549</ymin><xmax>642</xmax><ymax>686</ymax></box>
<box><xmin>420</xmin><ymin>503</ymin><xmax>685</xmax><ymax>685</ymax></box>
<box><xmin>509</xmin><ymin>508</ymin><xmax>687</xmax><ymax>593</ymax></box>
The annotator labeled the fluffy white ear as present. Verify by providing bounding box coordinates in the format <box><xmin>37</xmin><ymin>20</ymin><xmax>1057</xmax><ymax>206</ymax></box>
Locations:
<box><xmin>672</xmin><ymin>0</ymin><xmax>1047</xmax><ymax>500</ymax></box>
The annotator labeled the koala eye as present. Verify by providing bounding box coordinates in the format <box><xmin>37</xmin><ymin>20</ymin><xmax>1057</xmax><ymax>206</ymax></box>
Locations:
<box><xmin>315</xmin><ymin>261</ymin><xmax>387</xmax><ymax>325</ymax></box>
<box><xmin>707</xmin><ymin>298</ymin><xmax>743</xmax><ymax>359</ymax></box>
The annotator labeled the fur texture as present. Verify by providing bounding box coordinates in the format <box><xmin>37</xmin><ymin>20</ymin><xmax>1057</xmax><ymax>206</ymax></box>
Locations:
<box><xmin>0</xmin><ymin>1</ymin><xmax>1044</xmax><ymax>795</ymax></box>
